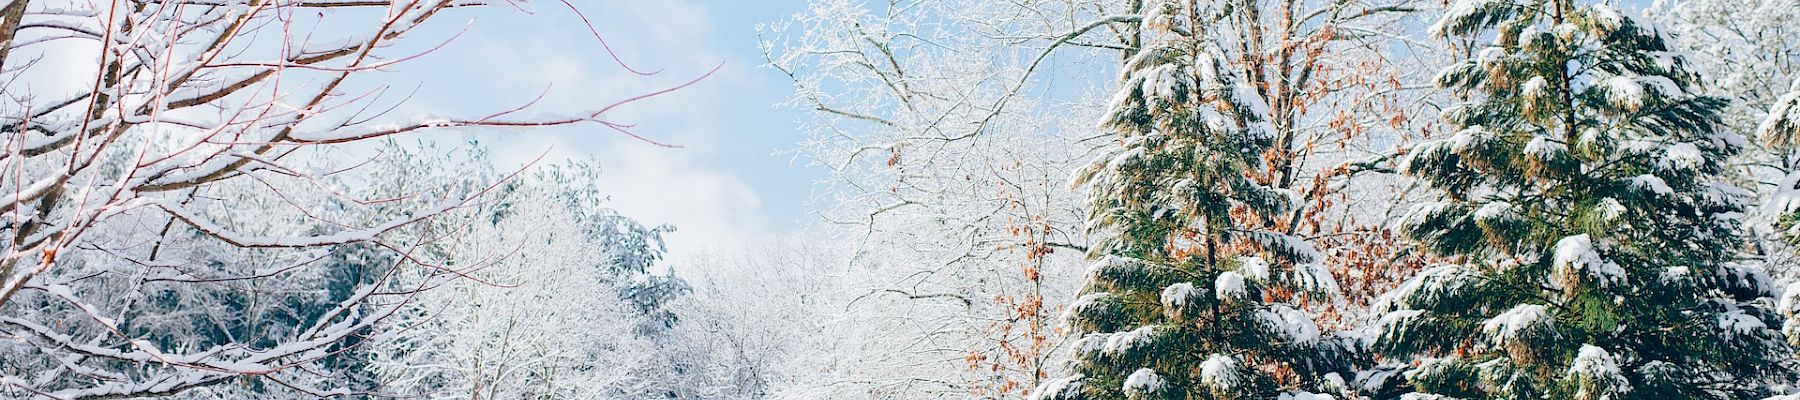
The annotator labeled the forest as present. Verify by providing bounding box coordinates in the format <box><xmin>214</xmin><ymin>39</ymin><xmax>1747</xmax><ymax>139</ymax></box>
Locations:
<box><xmin>1</xmin><ymin>0</ymin><xmax>1798</xmax><ymax>399</ymax></box>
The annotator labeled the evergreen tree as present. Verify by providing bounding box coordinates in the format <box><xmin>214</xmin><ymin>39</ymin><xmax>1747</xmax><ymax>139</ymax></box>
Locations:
<box><xmin>1369</xmin><ymin>0</ymin><xmax>1794</xmax><ymax>398</ymax></box>
<box><xmin>1763</xmin><ymin>79</ymin><xmax>1800</xmax><ymax>150</ymax></box>
<box><xmin>1762</xmin><ymin>79</ymin><xmax>1800</xmax><ymax>249</ymax></box>
<box><xmin>1032</xmin><ymin>2</ymin><xmax>1353</xmax><ymax>399</ymax></box>
<box><xmin>1761</xmin><ymin>78</ymin><xmax>1800</xmax><ymax>356</ymax></box>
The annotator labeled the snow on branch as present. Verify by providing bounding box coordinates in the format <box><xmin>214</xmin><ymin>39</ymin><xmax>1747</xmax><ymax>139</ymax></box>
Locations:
<box><xmin>1760</xmin><ymin>79</ymin><xmax>1800</xmax><ymax>149</ymax></box>
<box><xmin>0</xmin><ymin>0</ymin><xmax>704</xmax><ymax>397</ymax></box>
<box><xmin>153</xmin><ymin>194</ymin><xmax>466</xmax><ymax>248</ymax></box>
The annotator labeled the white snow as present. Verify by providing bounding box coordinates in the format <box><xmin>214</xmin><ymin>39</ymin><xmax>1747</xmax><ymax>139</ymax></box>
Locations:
<box><xmin>1371</xmin><ymin>264</ymin><xmax>1473</xmax><ymax>313</ymax></box>
<box><xmin>1356</xmin><ymin>368</ymin><xmax>1403</xmax><ymax>393</ymax></box>
<box><xmin>1595</xmin><ymin>198</ymin><xmax>1627</xmax><ymax>221</ymax></box>
<box><xmin>1604</xmin><ymin>76</ymin><xmax>1648</xmax><ymax>110</ymax></box>
<box><xmin>1104</xmin><ymin>325</ymin><xmax>1157</xmax><ymax>355</ymax></box>
<box><xmin>1477</xmin><ymin>47</ymin><xmax>1507</xmax><ymax>68</ymax></box>
<box><xmin>1161</xmin><ymin>283</ymin><xmax>1197</xmax><ymax>308</ymax></box>
<box><xmin>1590</xmin><ymin>4</ymin><xmax>1628</xmax><ymax>34</ymax></box>
<box><xmin>1640</xmin><ymin>75</ymin><xmax>1683</xmax><ymax>96</ymax></box>
<box><xmin>1238</xmin><ymin>256</ymin><xmax>1272</xmax><ymax>281</ymax></box>
<box><xmin>1200</xmin><ymin>354</ymin><xmax>1243</xmax><ymax>390</ymax></box>
<box><xmin>1399</xmin><ymin>393</ymin><xmax>1459</xmax><ymax>400</ymax></box>
<box><xmin>1518</xmin><ymin>24</ymin><xmax>1545</xmax><ymax>45</ymax></box>
<box><xmin>1280</xmin><ymin>391</ymin><xmax>1336</xmax><ymax>400</ymax></box>
<box><xmin>1758</xmin><ymin>79</ymin><xmax>1800</xmax><ymax>145</ymax></box>
<box><xmin>1371</xmin><ymin>309</ymin><xmax>1426</xmax><ymax>343</ymax></box>
<box><xmin>1141</xmin><ymin>1</ymin><xmax>1189</xmax><ymax>39</ymax></box>
<box><xmin>1702</xmin><ymin>182</ymin><xmax>1753</xmax><ymax>209</ymax></box>
<box><xmin>1086</xmin><ymin>256</ymin><xmax>1140</xmax><ymax>279</ymax></box>
<box><xmin>1473</xmin><ymin>201</ymin><xmax>1513</xmax><ymax>222</ymax></box>
<box><xmin>1603</xmin><ymin>75</ymin><xmax>1684</xmax><ymax>111</ymax></box>
<box><xmin>1522</xmin><ymin>76</ymin><xmax>1550</xmax><ymax>100</ymax></box>
<box><xmin>1773</xmin><ymin>172</ymin><xmax>1800</xmax><ymax>216</ymax></box>
<box><xmin>1431</xmin><ymin>0</ymin><xmax>1476</xmax><ymax>35</ymax></box>
<box><xmin>1248</xmin><ymin>231</ymin><xmax>1323</xmax><ymax>263</ymax></box>
<box><xmin>1029</xmin><ymin>375</ymin><xmax>1086</xmax><ymax>400</ymax></box>
<box><xmin>1624</xmin><ymin>139</ymin><xmax>1667</xmax><ymax>154</ymax></box>
<box><xmin>1646</xmin><ymin>51</ymin><xmax>1681</xmax><ymax>72</ymax></box>
<box><xmin>1400</xmin><ymin>140</ymin><xmax>1450</xmax><ymax>173</ymax></box>
<box><xmin>1396</xmin><ymin>201</ymin><xmax>1455</xmax><ymax>233</ymax></box>
<box><xmin>1106</xmin><ymin>146</ymin><xmax>1148</xmax><ymax>173</ymax></box>
<box><xmin>1431</xmin><ymin>0</ymin><xmax>1507</xmax><ymax>35</ymax></box>
<box><xmin>1660</xmin><ymin>266</ymin><xmax>1692</xmax><ymax>283</ymax></box>
<box><xmin>1142</xmin><ymin>64</ymin><xmax>1189</xmax><ymax>101</ymax></box>
<box><xmin>1716</xmin><ymin>263</ymin><xmax>1774</xmax><ymax>296</ymax></box>
<box><xmin>1322</xmin><ymin>372</ymin><xmax>1348</xmax><ymax>393</ymax></box>
<box><xmin>1629</xmin><ymin>174</ymin><xmax>1675</xmax><ymax>196</ymax></box>
<box><xmin>1261</xmin><ymin>304</ymin><xmax>1323</xmax><ymax>344</ymax></box>
<box><xmin>1292</xmin><ymin>262</ymin><xmax>1342</xmax><ymax>299</ymax></box>
<box><xmin>1656</xmin><ymin>144</ymin><xmax>1699</xmax><ymax>172</ymax></box>
<box><xmin>1578</xmin><ymin>127</ymin><xmax>1604</xmax><ymax>147</ymax></box>
<box><xmin>1718</xmin><ymin>308</ymin><xmax>1769</xmax><ymax>335</ymax></box>
<box><xmin>1216</xmin><ymin>271</ymin><xmax>1249</xmax><ymax>301</ymax></box>
<box><xmin>1123</xmin><ymin>368</ymin><xmax>1165</xmax><ymax>395</ymax></box>
<box><xmin>1781</xmin><ymin>281</ymin><xmax>1800</xmax><ymax>317</ymax></box>
<box><xmin>1553</xmin><ymin>234</ymin><xmax>1627</xmax><ymax>289</ymax></box>
<box><xmin>1524</xmin><ymin>135</ymin><xmax>1565</xmax><ymax>160</ymax></box>
<box><xmin>1450</xmin><ymin>125</ymin><xmax>1487</xmax><ymax>152</ymax></box>
<box><xmin>1070</xmin><ymin>333</ymin><xmax>1109</xmax><ymax>358</ymax></box>
<box><xmin>1480</xmin><ymin>303</ymin><xmax>1553</xmax><ymax>346</ymax></box>
<box><xmin>1062</xmin><ymin>292</ymin><xmax>1112</xmax><ymax>325</ymax></box>
<box><xmin>0</xmin><ymin>174</ymin><xmax>70</xmax><ymax>216</ymax></box>
<box><xmin>1200</xmin><ymin>106</ymin><xmax>1232</xmax><ymax>132</ymax></box>
<box><xmin>1567</xmin><ymin>344</ymin><xmax>1632</xmax><ymax>400</ymax></box>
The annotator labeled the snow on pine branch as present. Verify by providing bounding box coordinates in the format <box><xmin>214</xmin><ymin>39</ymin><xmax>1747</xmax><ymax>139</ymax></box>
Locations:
<box><xmin>1123</xmin><ymin>368</ymin><xmax>1166</xmax><ymax>397</ymax></box>
<box><xmin>1761</xmin><ymin>79</ymin><xmax>1800</xmax><ymax>149</ymax></box>
<box><xmin>1551</xmin><ymin>234</ymin><xmax>1627</xmax><ymax>293</ymax></box>
<box><xmin>1480</xmin><ymin>303</ymin><xmax>1553</xmax><ymax>347</ymax></box>
<box><xmin>1567</xmin><ymin>344</ymin><xmax>1632</xmax><ymax>400</ymax></box>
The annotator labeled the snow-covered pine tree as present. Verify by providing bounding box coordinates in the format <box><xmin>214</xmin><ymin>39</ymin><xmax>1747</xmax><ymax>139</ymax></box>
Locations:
<box><xmin>1762</xmin><ymin>79</ymin><xmax>1800</xmax><ymax>150</ymax></box>
<box><xmin>1032</xmin><ymin>2</ymin><xmax>1353</xmax><ymax>399</ymax></box>
<box><xmin>1369</xmin><ymin>0</ymin><xmax>1795</xmax><ymax>398</ymax></box>
<box><xmin>1764</xmin><ymin>79</ymin><xmax>1800</xmax><ymax>246</ymax></box>
<box><xmin>1760</xmin><ymin>79</ymin><xmax>1800</xmax><ymax>352</ymax></box>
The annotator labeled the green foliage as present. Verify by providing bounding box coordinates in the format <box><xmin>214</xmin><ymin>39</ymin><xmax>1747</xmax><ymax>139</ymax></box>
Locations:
<box><xmin>1035</xmin><ymin>2</ymin><xmax>1353</xmax><ymax>399</ymax></box>
<box><xmin>1372</xmin><ymin>0</ymin><xmax>1796</xmax><ymax>398</ymax></box>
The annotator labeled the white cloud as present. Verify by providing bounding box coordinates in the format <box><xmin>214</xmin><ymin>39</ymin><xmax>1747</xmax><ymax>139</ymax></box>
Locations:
<box><xmin>589</xmin><ymin>145</ymin><xmax>766</xmax><ymax>262</ymax></box>
<box><xmin>433</xmin><ymin>0</ymin><xmax>775</xmax><ymax>263</ymax></box>
<box><xmin>3</xmin><ymin>0</ymin><xmax>781</xmax><ymax>264</ymax></box>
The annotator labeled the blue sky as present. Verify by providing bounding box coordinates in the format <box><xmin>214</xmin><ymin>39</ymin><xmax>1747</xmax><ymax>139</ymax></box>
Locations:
<box><xmin>390</xmin><ymin>0</ymin><xmax>1673</xmax><ymax>261</ymax></box>
<box><xmin>14</xmin><ymin>0</ymin><xmax>1675</xmax><ymax>262</ymax></box>
<box><xmin>385</xmin><ymin>1</ymin><xmax>819</xmax><ymax>259</ymax></box>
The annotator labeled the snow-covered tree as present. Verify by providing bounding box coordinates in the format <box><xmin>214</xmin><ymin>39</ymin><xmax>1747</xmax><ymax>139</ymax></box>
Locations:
<box><xmin>365</xmin><ymin>151</ymin><xmax>711</xmax><ymax>399</ymax></box>
<box><xmin>1652</xmin><ymin>0</ymin><xmax>1800</xmax><ymax>282</ymax></box>
<box><xmin>1764</xmin><ymin>80</ymin><xmax>1800</xmax><ymax>247</ymax></box>
<box><xmin>1214</xmin><ymin>0</ymin><xmax>1446</xmax><ymax>328</ymax></box>
<box><xmin>1655</xmin><ymin>0</ymin><xmax>1800</xmax><ymax>365</ymax></box>
<box><xmin>764</xmin><ymin>1</ymin><xmax>1109</xmax><ymax>396</ymax></box>
<box><xmin>1651</xmin><ymin>0</ymin><xmax>1800</xmax><ymax>143</ymax></box>
<box><xmin>1764</xmin><ymin>80</ymin><xmax>1800</xmax><ymax>150</ymax></box>
<box><xmin>0</xmin><ymin>1</ymin><xmax>703</xmax><ymax>397</ymax></box>
<box><xmin>1760</xmin><ymin>79</ymin><xmax>1800</xmax><ymax>354</ymax></box>
<box><xmin>1369</xmin><ymin>0</ymin><xmax>1795</xmax><ymax>398</ymax></box>
<box><xmin>1034</xmin><ymin>2</ymin><xmax>1354</xmax><ymax>399</ymax></box>
<box><xmin>769</xmin><ymin>0</ymin><xmax>1437</xmax><ymax>395</ymax></box>
<box><xmin>670</xmin><ymin>237</ymin><xmax>864</xmax><ymax>400</ymax></box>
